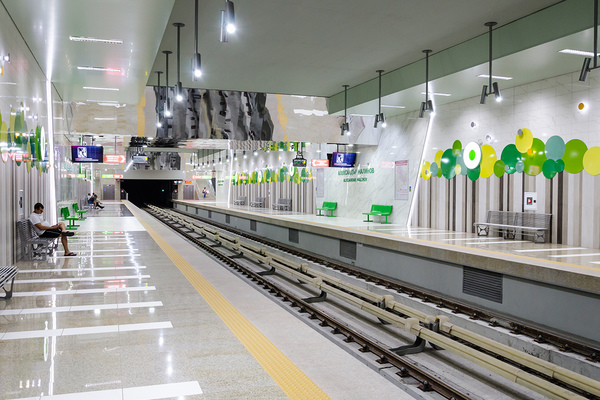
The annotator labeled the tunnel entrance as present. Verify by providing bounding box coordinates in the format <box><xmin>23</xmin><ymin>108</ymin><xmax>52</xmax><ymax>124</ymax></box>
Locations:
<box><xmin>121</xmin><ymin>179</ymin><xmax>177</xmax><ymax>208</ymax></box>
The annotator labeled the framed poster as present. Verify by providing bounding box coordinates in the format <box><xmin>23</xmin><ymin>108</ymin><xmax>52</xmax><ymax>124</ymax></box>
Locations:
<box><xmin>394</xmin><ymin>160</ymin><xmax>409</xmax><ymax>200</ymax></box>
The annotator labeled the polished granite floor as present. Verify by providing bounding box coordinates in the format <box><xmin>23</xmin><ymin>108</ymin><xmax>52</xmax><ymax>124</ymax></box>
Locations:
<box><xmin>1</xmin><ymin>202</ymin><xmax>408</xmax><ymax>400</ymax></box>
<box><xmin>180</xmin><ymin>200</ymin><xmax>600</xmax><ymax>279</ymax></box>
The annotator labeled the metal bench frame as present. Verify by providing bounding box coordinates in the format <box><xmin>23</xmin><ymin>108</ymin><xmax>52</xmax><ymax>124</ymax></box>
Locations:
<box><xmin>250</xmin><ymin>197</ymin><xmax>266</xmax><ymax>207</ymax></box>
<box><xmin>0</xmin><ymin>266</ymin><xmax>18</xmax><ymax>299</ymax></box>
<box><xmin>363</xmin><ymin>204</ymin><xmax>393</xmax><ymax>224</ymax></box>
<box><xmin>474</xmin><ymin>210</ymin><xmax>552</xmax><ymax>243</ymax></box>
<box><xmin>272</xmin><ymin>198</ymin><xmax>292</xmax><ymax>211</ymax></box>
<box><xmin>233</xmin><ymin>196</ymin><xmax>247</xmax><ymax>205</ymax></box>
<box><xmin>17</xmin><ymin>219</ymin><xmax>59</xmax><ymax>261</ymax></box>
<box><xmin>316</xmin><ymin>201</ymin><xmax>337</xmax><ymax>217</ymax></box>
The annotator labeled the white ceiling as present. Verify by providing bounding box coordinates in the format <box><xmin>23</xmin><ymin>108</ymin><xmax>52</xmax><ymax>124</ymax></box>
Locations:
<box><xmin>1</xmin><ymin>0</ymin><xmax>591</xmax><ymax>118</ymax></box>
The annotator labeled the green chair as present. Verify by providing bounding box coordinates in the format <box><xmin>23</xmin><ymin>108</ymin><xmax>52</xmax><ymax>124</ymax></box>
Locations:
<box><xmin>362</xmin><ymin>205</ymin><xmax>393</xmax><ymax>224</ymax></box>
<box><xmin>73</xmin><ymin>203</ymin><xmax>87</xmax><ymax>220</ymax></box>
<box><xmin>61</xmin><ymin>207</ymin><xmax>79</xmax><ymax>230</ymax></box>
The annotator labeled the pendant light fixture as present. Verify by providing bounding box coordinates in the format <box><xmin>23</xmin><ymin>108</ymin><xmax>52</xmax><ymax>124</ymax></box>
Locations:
<box><xmin>480</xmin><ymin>22</ymin><xmax>502</xmax><ymax>104</ymax></box>
<box><xmin>220</xmin><ymin>0</ymin><xmax>236</xmax><ymax>43</ymax></box>
<box><xmin>155</xmin><ymin>71</ymin><xmax>163</xmax><ymax>127</ymax></box>
<box><xmin>192</xmin><ymin>0</ymin><xmax>202</xmax><ymax>80</ymax></box>
<box><xmin>419</xmin><ymin>50</ymin><xmax>434</xmax><ymax>118</ymax></box>
<box><xmin>162</xmin><ymin>50</ymin><xmax>172</xmax><ymax>117</ymax></box>
<box><xmin>341</xmin><ymin>84</ymin><xmax>350</xmax><ymax>136</ymax></box>
<box><xmin>173</xmin><ymin>22</ymin><xmax>185</xmax><ymax>102</ymax></box>
<box><xmin>374</xmin><ymin>70</ymin><xmax>386</xmax><ymax>128</ymax></box>
<box><xmin>579</xmin><ymin>0</ymin><xmax>599</xmax><ymax>81</ymax></box>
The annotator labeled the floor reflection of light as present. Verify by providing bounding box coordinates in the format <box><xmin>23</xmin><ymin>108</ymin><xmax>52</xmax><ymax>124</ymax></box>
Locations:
<box><xmin>149</xmin><ymin>307</ymin><xmax>155</xmax><ymax>314</ymax></box>
<box><xmin>159</xmin><ymin>336</ymin><xmax>164</xmax><ymax>346</ymax></box>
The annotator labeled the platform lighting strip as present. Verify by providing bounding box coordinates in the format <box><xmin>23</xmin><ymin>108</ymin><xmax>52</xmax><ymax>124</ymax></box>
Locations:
<box><xmin>420</xmin><ymin>91</ymin><xmax>452</xmax><ymax>97</ymax></box>
<box><xmin>477</xmin><ymin>74</ymin><xmax>513</xmax><ymax>80</ymax></box>
<box><xmin>381</xmin><ymin>105</ymin><xmax>406</xmax><ymax>109</ymax></box>
<box><xmin>86</xmin><ymin>99</ymin><xmax>119</xmax><ymax>103</ymax></box>
<box><xmin>69</xmin><ymin>36</ymin><xmax>123</xmax><ymax>44</ymax></box>
<box><xmin>559</xmin><ymin>49</ymin><xmax>596</xmax><ymax>57</ymax></box>
<box><xmin>83</xmin><ymin>86</ymin><xmax>119</xmax><ymax>91</ymax></box>
<box><xmin>94</xmin><ymin>117</ymin><xmax>117</xmax><ymax>121</ymax></box>
<box><xmin>78</xmin><ymin>66</ymin><xmax>122</xmax><ymax>72</ymax></box>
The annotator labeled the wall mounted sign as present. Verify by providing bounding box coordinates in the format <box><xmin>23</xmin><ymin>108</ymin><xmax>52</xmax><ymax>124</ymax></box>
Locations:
<box><xmin>312</xmin><ymin>159</ymin><xmax>329</xmax><ymax>167</ymax></box>
<box><xmin>192</xmin><ymin>175</ymin><xmax>212</xmax><ymax>179</ymax></box>
<box><xmin>394</xmin><ymin>160</ymin><xmax>409</xmax><ymax>200</ymax></box>
<box><xmin>185</xmin><ymin>180</ymin><xmax>192</xmax><ymax>184</ymax></box>
<box><xmin>104</xmin><ymin>154</ymin><xmax>126</xmax><ymax>163</ymax></box>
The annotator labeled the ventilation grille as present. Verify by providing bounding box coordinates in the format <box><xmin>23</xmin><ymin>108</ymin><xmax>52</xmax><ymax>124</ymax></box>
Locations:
<box><xmin>208</xmin><ymin>210</ymin><xmax>212</xmax><ymax>219</ymax></box>
<box><xmin>463</xmin><ymin>267</ymin><xmax>503</xmax><ymax>303</ymax></box>
<box><xmin>340</xmin><ymin>240</ymin><xmax>357</xmax><ymax>260</ymax></box>
<box><xmin>226</xmin><ymin>215</ymin><xmax>231</xmax><ymax>224</ymax></box>
<box><xmin>289</xmin><ymin>228</ymin><xmax>299</xmax><ymax>243</ymax></box>
<box><xmin>250</xmin><ymin>220</ymin><xmax>257</xmax><ymax>231</ymax></box>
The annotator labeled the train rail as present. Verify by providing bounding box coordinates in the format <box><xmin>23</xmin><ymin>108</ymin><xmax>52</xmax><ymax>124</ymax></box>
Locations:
<box><xmin>146</xmin><ymin>205</ymin><xmax>600</xmax><ymax>400</ymax></box>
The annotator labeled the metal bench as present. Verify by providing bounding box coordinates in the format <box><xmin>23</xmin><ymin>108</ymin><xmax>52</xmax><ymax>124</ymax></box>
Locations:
<box><xmin>316</xmin><ymin>201</ymin><xmax>337</xmax><ymax>217</ymax></box>
<box><xmin>233</xmin><ymin>196</ymin><xmax>247</xmax><ymax>205</ymax></box>
<box><xmin>17</xmin><ymin>219</ymin><xmax>59</xmax><ymax>261</ymax></box>
<box><xmin>0</xmin><ymin>266</ymin><xmax>18</xmax><ymax>299</ymax></box>
<box><xmin>250</xmin><ymin>197</ymin><xmax>266</xmax><ymax>207</ymax></box>
<box><xmin>474</xmin><ymin>210</ymin><xmax>552</xmax><ymax>243</ymax></box>
<box><xmin>363</xmin><ymin>204</ymin><xmax>393</xmax><ymax>224</ymax></box>
<box><xmin>272</xmin><ymin>198</ymin><xmax>292</xmax><ymax>211</ymax></box>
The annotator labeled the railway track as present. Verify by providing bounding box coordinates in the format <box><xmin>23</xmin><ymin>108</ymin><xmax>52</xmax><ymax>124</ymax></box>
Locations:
<box><xmin>146</xmin><ymin>205</ymin><xmax>600</xmax><ymax>400</ymax></box>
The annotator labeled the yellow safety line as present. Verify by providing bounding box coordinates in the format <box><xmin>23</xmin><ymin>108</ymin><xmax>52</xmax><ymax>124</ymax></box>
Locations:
<box><xmin>123</xmin><ymin>201</ymin><xmax>330</xmax><ymax>400</ymax></box>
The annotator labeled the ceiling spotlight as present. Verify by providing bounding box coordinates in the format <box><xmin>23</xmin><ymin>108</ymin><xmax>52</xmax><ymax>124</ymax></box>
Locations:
<box><xmin>243</xmin><ymin>150</ymin><xmax>247</xmax><ymax>159</ymax></box>
<box><xmin>480</xmin><ymin>22</ymin><xmax>502</xmax><ymax>104</ymax></box>
<box><xmin>3</xmin><ymin>54</ymin><xmax>10</xmax><ymax>62</ymax></box>
<box><xmin>419</xmin><ymin>50</ymin><xmax>435</xmax><ymax>118</ymax></box>
<box><xmin>174</xmin><ymin>23</ymin><xmax>185</xmax><ymax>102</ymax></box>
<box><xmin>156</xmin><ymin>120</ymin><xmax>162</xmax><ymax>128</ymax></box>
<box><xmin>579</xmin><ymin>0</ymin><xmax>600</xmax><ymax>82</ymax></box>
<box><xmin>162</xmin><ymin>50</ymin><xmax>172</xmax><ymax>117</ymax></box>
<box><xmin>225</xmin><ymin>1</ymin><xmax>236</xmax><ymax>33</ymax></box>
<box><xmin>219</xmin><ymin>157</ymin><xmax>222</xmax><ymax>164</ymax></box>
<box><xmin>374</xmin><ymin>70</ymin><xmax>386</xmax><ymax>128</ymax></box>
<box><xmin>192</xmin><ymin>0</ymin><xmax>203</xmax><ymax>80</ymax></box>
<box><xmin>341</xmin><ymin>85</ymin><xmax>351</xmax><ymax>136</ymax></box>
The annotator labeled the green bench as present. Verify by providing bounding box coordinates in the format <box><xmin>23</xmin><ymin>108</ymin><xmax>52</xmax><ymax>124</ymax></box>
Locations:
<box><xmin>61</xmin><ymin>207</ymin><xmax>79</xmax><ymax>230</ymax></box>
<box><xmin>363</xmin><ymin>205</ymin><xmax>392</xmax><ymax>224</ymax></box>
<box><xmin>316</xmin><ymin>202</ymin><xmax>337</xmax><ymax>217</ymax></box>
<box><xmin>73</xmin><ymin>203</ymin><xmax>87</xmax><ymax>220</ymax></box>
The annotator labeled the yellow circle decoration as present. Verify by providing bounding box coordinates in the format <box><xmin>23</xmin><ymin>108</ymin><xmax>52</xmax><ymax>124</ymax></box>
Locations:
<box><xmin>515</xmin><ymin>128</ymin><xmax>533</xmax><ymax>153</ymax></box>
<box><xmin>480</xmin><ymin>144</ymin><xmax>497</xmax><ymax>178</ymax></box>
<box><xmin>455</xmin><ymin>164</ymin><xmax>462</xmax><ymax>175</ymax></box>
<box><xmin>434</xmin><ymin>150</ymin><xmax>444</xmax><ymax>167</ymax></box>
<box><xmin>422</xmin><ymin>161</ymin><xmax>431</xmax><ymax>180</ymax></box>
<box><xmin>583</xmin><ymin>146</ymin><xmax>600</xmax><ymax>175</ymax></box>
<box><xmin>578</xmin><ymin>102</ymin><xmax>585</xmax><ymax>111</ymax></box>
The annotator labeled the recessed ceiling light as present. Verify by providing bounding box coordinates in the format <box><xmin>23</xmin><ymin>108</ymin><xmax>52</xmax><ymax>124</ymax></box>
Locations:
<box><xmin>83</xmin><ymin>86</ymin><xmax>119</xmax><ymax>91</ymax></box>
<box><xmin>477</xmin><ymin>74</ymin><xmax>513</xmax><ymax>80</ymax></box>
<box><xmin>69</xmin><ymin>36</ymin><xmax>123</xmax><ymax>44</ymax></box>
<box><xmin>559</xmin><ymin>49</ymin><xmax>595</xmax><ymax>57</ymax></box>
<box><xmin>0</xmin><ymin>81</ymin><xmax>16</xmax><ymax>85</ymax></box>
<box><xmin>420</xmin><ymin>91</ymin><xmax>451</xmax><ymax>97</ymax></box>
<box><xmin>78</xmin><ymin>66</ymin><xmax>122</xmax><ymax>73</ymax></box>
<box><xmin>94</xmin><ymin>117</ymin><xmax>116</xmax><ymax>121</ymax></box>
<box><xmin>86</xmin><ymin>99</ymin><xmax>118</xmax><ymax>103</ymax></box>
<box><xmin>381</xmin><ymin>105</ymin><xmax>406</xmax><ymax>109</ymax></box>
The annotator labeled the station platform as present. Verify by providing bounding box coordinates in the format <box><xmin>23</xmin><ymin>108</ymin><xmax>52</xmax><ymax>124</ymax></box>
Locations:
<box><xmin>174</xmin><ymin>199</ymin><xmax>600</xmax><ymax>296</ymax></box>
<box><xmin>1</xmin><ymin>201</ymin><xmax>407</xmax><ymax>400</ymax></box>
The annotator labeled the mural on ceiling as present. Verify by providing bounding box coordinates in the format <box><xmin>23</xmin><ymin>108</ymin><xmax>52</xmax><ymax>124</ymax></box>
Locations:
<box><xmin>421</xmin><ymin>128</ymin><xmax>600</xmax><ymax>181</ymax></box>
<box><xmin>0</xmin><ymin>104</ymin><xmax>49</xmax><ymax>173</ymax></box>
<box><xmin>155</xmin><ymin>87</ymin><xmax>274</xmax><ymax>141</ymax></box>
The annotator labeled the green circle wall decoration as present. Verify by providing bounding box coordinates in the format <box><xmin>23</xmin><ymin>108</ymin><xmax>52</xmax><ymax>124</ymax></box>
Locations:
<box><xmin>545</xmin><ymin>135</ymin><xmax>565</xmax><ymax>161</ymax></box>
<box><xmin>521</xmin><ymin>138</ymin><xmax>546</xmax><ymax>176</ymax></box>
<box><xmin>456</xmin><ymin>152</ymin><xmax>467</xmax><ymax>175</ymax></box>
<box><xmin>463</xmin><ymin>142</ymin><xmax>482</xmax><ymax>169</ymax></box>
<box><xmin>515</xmin><ymin>160</ymin><xmax>525</xmax><ymax>173</ymax></box>
<box><xmin>440</xmin><ymin>148</ymin><xmax>457</xmax><ymax>179</ymax></box>
<box><xmin>452</xmin><ymin>140</ymin><xmax>462</xmax><ymax>156</ymax></box>
<box><xmin>542</xmin><ymin>159</ymin><xmax>557</xmax><ymax>179</ymax></box>
<box><xmin>563</xmin><ymin>139</ymin><xmax>587</xmax><ymax>174</ymax></box>
<box><xmin>467</xmin><ymin>165</ymin><xmax>480</xmax><ymax>181</ymax></box>
<box><xmin>493</xmin><ymin>160</ymin><xmax>505</xmax><ymax>178</ymax></box>
<box><xmin>500</xmin><ymin>144</ymin><xmax>522</xmax><ymax>174</ymax></box>
<box><xmin>430</xmin><ymin>162</ymin><xmax>439</xmax><ymax>177</ymax></box>
<box><xmin>555</xmin><ymin>159</ymin><xmax>565</xmax><ymax>173</ymax></box>
<box><xmin>583</xmin><ymin>146</ymin><xmax>600</xmax><ymax>175</ymax></box>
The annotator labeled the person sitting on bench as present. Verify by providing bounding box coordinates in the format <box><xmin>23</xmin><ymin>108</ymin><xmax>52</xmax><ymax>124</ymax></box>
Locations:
<box><xmin>88</xmin><ymin>193</ymin><xmax>104</xmax><ymax>209</ymax></box>
<box><xmin>29</xmin><ymin>203</ymin><xmax>77</xmax><ymax>256</ymax></box>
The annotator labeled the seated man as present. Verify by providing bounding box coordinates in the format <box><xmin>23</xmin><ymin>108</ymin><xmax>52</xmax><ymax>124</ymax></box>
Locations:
<box><xmin>88</xmin><ymin>193</ymin><xmax>104</xmax><ymax>209</ymax></box>
<box><xmin>29</xmin><ymin>203</ymin><xmax>76</xmax><ymax>256</ymax></box>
